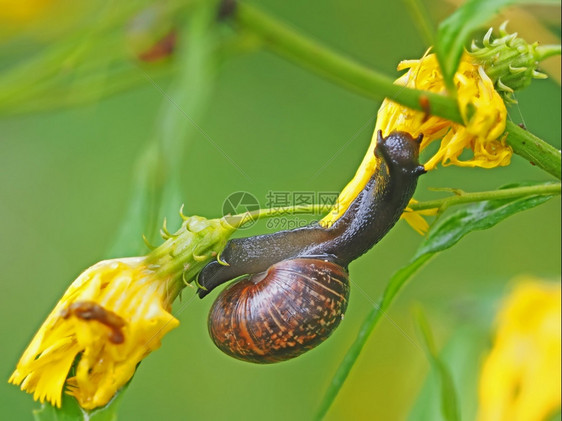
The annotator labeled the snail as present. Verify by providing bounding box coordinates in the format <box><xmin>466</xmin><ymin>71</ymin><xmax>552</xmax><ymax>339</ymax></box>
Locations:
<box><xmin>199</xmin><ymin>131</ymin><xmax>426</xmax><ymax>363</ymax></box>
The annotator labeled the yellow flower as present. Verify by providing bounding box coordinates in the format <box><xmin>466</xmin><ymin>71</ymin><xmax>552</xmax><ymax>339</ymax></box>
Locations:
<box><xmin>321</xmin><ymin>51</ymin><xmax>510</xmax><ymax>229</ymax></box>
<box><xmin>400</xmin><ymin>199</ymin><xmax>439</xmax><ymax>235</ymax></box>
<box><xmin>378</xmin><ymin>52</ymin><xmax>510</xmax><ymax>170</ymax></box>
<box><xmin>477</xmin><ymin>280</ymin><xmax>561</xmax><ymax>421</ymax></box>
<box><xmin>9</xmin><ymin>257</ymin><xmax>180</xmax><ymax>410</ymax></box>
<box><xmin>9</xmin><ymin>214</ymin><xmax>233</xmax><ymax>410</ymax></box>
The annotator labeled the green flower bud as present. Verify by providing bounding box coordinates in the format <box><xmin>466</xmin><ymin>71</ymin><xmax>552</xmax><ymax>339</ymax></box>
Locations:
<box><xmin>147</xmin><ymin>209</ymin><xmax>235</xmax><ymax>288</ymax></box>
<box><xmin>470</xmin><ymin>22</ymin><xmax>555</xmax><ymax>103</ymax></box>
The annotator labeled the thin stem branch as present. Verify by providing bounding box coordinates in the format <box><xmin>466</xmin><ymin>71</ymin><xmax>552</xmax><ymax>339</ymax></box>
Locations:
<box><xmin>235</xmin><ymin>3</ymin><xmax>562</xmax><ymax>180</ymax></box>
<box><xmin>224</xmin><ymin>182</ymin><xmax>561</xmax><ymax>231</ymax></box>
<box><xmin>410</xmin><ymin>183</ymin><xmax>561</xmax><ymax>211</ymax></box>
<box><xmin>225</xmin><ymin>204</ymin><xmax>333</xmax><ymax>229</ymax></box>
<box><xmin>536</xmin><ymin>45</ymin><xmax>562</xmax><ymax>61</ymax></box>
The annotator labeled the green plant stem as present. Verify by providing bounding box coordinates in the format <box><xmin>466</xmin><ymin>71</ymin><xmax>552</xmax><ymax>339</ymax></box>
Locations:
<box><xmin>235</xmin><ymin>3</ymin><xmax>462</xmax><ymax>122</ymax></box>
<box><xmin>231</xmin><ymin>204</ymin><xmax>334</xmax><ymax>226</ymax></box>
<box><xmin>410</xmin><ymin>182</ymin><xmax>561</xmax><ymax>211</ymax></box>
<box><xmin>537</xmin><ymin>45</ymin><xmax>562</xmax><ymax>61</ymax></box>
<box><xmin>235</xmin><ymin>3</ymin><xmax>562</xmax><ymax>180</ymax></box>
<box><xmin>223</xmin><ymin>182</ymin><xmax>561</xmax><ymax>230</ymax></box>
<box><xmin>505</xmin><ymin>121</ymin><xmax>561</xmax><ymax>179</ymax></box>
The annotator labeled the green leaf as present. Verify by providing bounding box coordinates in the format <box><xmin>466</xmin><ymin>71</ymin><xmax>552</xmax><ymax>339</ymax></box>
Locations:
<box><xmin>316</xmin><ymin>182</ymin><xmax>556</xmax><ymax>419</ymax></box>
<box><xmin>33</xmin><ymin>397</ymin><xmax>82</xmax><ymax>421</ymax></box>
<box><xmin>415</xmin><ymin>181</ymin><xmax>555</xmax><ymax>258</ymax></box>
<box><xmin>414</xmin><ymin>307</ymin><xmax>460</xmax><ymax>421</ymax></box>
<box><xmin>435</xmin><ymin>0</ymin><xmax>559</xmax><ymax>91</ymax></box>
<box><xmin>408</xmin><ymin>325</ymin><xmax>489</xmax><ymax>421</ymax></box>
<box><xmin>33</xmin><ymin>388</ymin><xmax>127</xmax><ymax>421</ymax></box>
<box><xmin>436</xmin><ymin>0</ymin><xmax>508</xmax><ymax>91</ymax></box>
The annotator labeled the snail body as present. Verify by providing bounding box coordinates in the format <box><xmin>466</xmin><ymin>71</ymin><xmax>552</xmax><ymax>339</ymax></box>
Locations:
<box><xmin>201</xmin><ymin>131</ymin><xmax>425</xmax><ymax>363</ymax></box>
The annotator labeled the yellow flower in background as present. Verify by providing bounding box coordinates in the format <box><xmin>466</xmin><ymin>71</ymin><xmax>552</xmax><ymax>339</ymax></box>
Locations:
<box><xmin>0</xmin><ymin>0</ymin><xmax>101</xmax><ymax>42</ymax></box>
<box><xmin>9</xmin><ymin>257</ymin><xmax>180</xmax><ymax>410</ymax></box>
<box><xmin>0</xmin><ymin>0</ymin><xmax>53</xmax><ymax>23</ymax></box>
<box><xmin>478</xmin><ymin>281</ymin><xmax>561</xmax><ymax>421</ymax></box>
<box><xmin>321</xmin><ymin>51</ymin><xmax>510</xmax><ymax>229</ymax></box>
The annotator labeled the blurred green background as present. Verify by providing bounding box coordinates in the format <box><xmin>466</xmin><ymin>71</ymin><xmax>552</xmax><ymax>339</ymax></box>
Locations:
<box><xmin>1</xmin><ymin>1</ymin><xmax>560</xmax><ymax>420</ymax></box>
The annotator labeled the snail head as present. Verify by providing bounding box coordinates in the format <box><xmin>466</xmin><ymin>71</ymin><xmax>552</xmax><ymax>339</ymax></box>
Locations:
<box><xmin>375</xmin><ymin>130</ymin><xmax>426</xmax><ymax>176</ymax></box>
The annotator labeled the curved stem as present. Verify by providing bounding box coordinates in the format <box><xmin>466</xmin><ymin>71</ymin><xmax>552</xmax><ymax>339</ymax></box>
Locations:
<box><xmin>225</xmin><ymin>204</ymin><xmax>333</xmax><ymax>229</ymax></box>
<box><xmin>410</xmin><ymin>182</ymin><xmax>561</xmax><ymax>212</ymax></box>
<box><xmin>235</xmin><ymin>3</ymin><xmax>561</xmax><ymax>180</ymax></box>
<box><xmin>234</xmin><ymin>3</ymin><xmax>463</xmax><ymax>123</ymax></box>
<box><xmin>536</xmin><ymin>45</ymin><xmax>562</xmax><ymax>61</ymax></box>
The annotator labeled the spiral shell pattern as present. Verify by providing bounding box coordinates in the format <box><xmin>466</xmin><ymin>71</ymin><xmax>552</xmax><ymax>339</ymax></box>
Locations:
<box><xmin>208</xmin><ymin>258</ymin><xmax>350</xmax><ymax>363</ymax></box>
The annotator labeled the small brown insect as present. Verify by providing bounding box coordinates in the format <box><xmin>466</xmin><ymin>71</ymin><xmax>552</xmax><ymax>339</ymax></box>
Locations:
<box><xmin>61</xmin><ymin>301</ymin><xmax>126</xmax><ymax>344</ymax></box>
<box><xmin>138</xmin><ymin>30</ymin><xmax>177</xmax><ymax>62</ymax></box>
<box><xmin>419</xmin><ymin>95</ymin><xmax>431</xmax><ymax>122</ymax></box>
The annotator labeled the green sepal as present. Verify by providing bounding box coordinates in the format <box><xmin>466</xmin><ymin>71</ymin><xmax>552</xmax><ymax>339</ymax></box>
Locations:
<box><xmin>147</xmin><ymin>214</ymin><xmax>235</xmax><ymax>289</ymax></box>
<box><xmin>470</xmin><ymin>22</ymin><xmax>552</xmax><ymax>103</ymax></box>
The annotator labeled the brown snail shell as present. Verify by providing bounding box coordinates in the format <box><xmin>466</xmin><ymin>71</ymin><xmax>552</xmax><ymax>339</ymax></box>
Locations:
<box><xmin>208</xmin><ymin>258</ymin><xmax>350</xmax><ymax>363</ymax></box>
